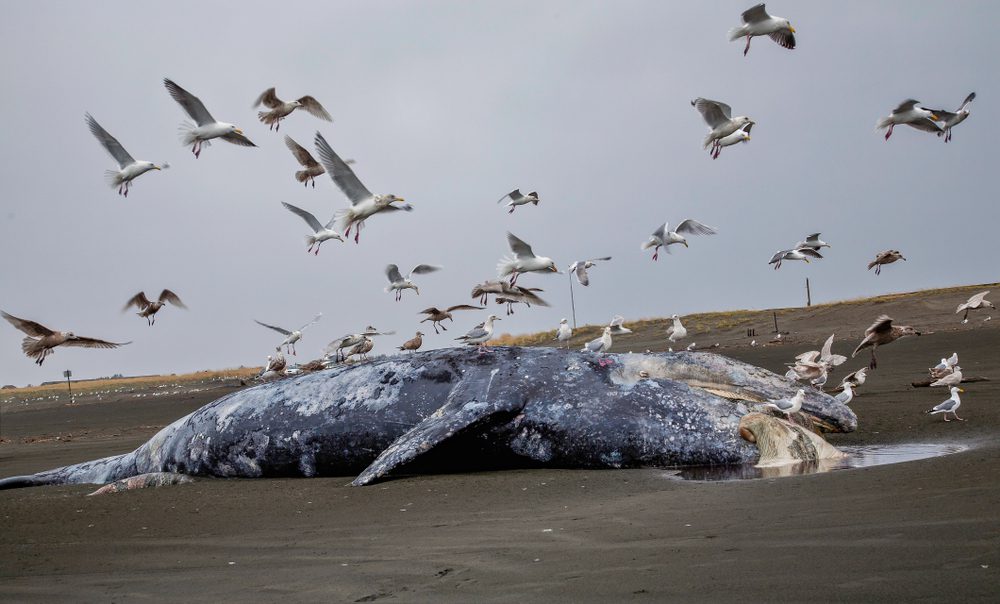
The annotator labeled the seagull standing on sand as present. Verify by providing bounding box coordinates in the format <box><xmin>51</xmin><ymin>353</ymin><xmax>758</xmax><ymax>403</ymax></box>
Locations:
<box><xmin>84</xmin><ymin>113</ymin><xmax>163</xmax><ymax>197</ymax></box>
<box><xmin>163</xmin><ymin>78</ymin><xmax>255</xmax><ymax>158</ymax></box>
<box><xmin>2</xmin><ymin>311</ymin><xmax>130</xmax><ymax>366</ymax></box>
<box><xmin>281</xmin><ymin>202</ymin><xmax>343</xmax><ymax>254</ymax></box>
<box><xmin>456</xmin><ymin>315</ymin><xmax>501</xmax><ymax>353</ymax></box>
<box><xmin>568</xmin><ymin>257</ymin><xmax>612</xmax><ymax>286</ymax></box>
<box><xmin>763</xmin><ymin>389</ymin><xmax>805</xmax><ymax>420</ymax></box>
<box><xmin>728</xmin><ymin>3</ymin><xmax>796</xmax><ymax>56</ymax></box>
<box><xmin>929</xmin><ymin>93</ymin><xmax>975</xmax><ymax>142</ymax></box>
<box><xmin>852</xmin><ymin>315</ymin><xmax>920</xmax><ymax>369</ymax></box>
<box><xmin>122</xmin><ymin>290</ymin><xmax>187</xmax><ymax>326</ymax></box>
<box><xmin>314</xmin><ymin>132</ymin><xmax>411</xmax><ymax>244</ymax></box>
<box><xmin>867</xmin><ymin>250</ymin><xmax>905</xmax><ymax>275</ymax></box>
<box><xmin>926</xmin><ymin>387</ymin><xmax>965</xmax><ymax>421</ymax></box>
<box><xmin>711</xmin><ymin>123</ymin><xmax>752</xmax><ymax>159</ymax></box>
<box><xmin>496</xmin><ymin>189</ymin><xmax>539</xmax><ymax>214</ymax></box>
<box><xmin>418</xmin><ymin>305</ymin><xmax>484</xmax><ymax>334</ymax></box>
<box><xmin>385</xmin><ymin>264</ymin><xmax>442</xmax><ymax>301</ymax></box>
<box><xmin>929</xmin><ymin>352</ymin><xmax>959</xmax><ymax>379</ymax></box>
<box><xmin>876</xmin><ymin>100</ymin><xmax>941</xmax><ymax>141</ymax></box>
<box><xmin>956</xmin><ymin>291</ymin><xmax>994</xmax><ymax>322</ymax></box>
<box><xmin>642</xmin><ymin>219</ymin><xmax>717</xmax><ymax>261</ymax></box>
<box><xmin>497</xmin><ymin>232</ymin><xmax>559</xmax><ymax>285</ymax></box>
<box><xmin>930</xmin><ymin>367</ymin><xmax>963</xmax><ymax>388</ymax></box>
<box><xmin>769</xmin><ymin>247</ymin><xmax>822</xmax><ymax>270</ymax></box>
<box><xmin>582</xmin><ymin>326</ymin><xmax>614</xmax><ymax>366</ymax></box>
<box><xmin>398</xmin><ymin>332</ymin><xmax>423</xmax><ymax>352</ymax></box>
<box><xmin>253</xmin><ymin>88</ymin><xmax>332</xmax><ymax>131</ymax></box>
<box><xmin>692</xmin><ymin>98</ymin><xmax>754</xmax><ymax>155</ymax></box>
<box><xmin>254</xmin><ymin>313</ymin><xmax>322</xmax><ymax>356</ymax></box>
<box><xmin>795</xmin><ymin>233</ymin><xmax>831</xmax><ymax>251</ymax></box>
<box><xmin>668</xmin><ymin>315</ymin><xmax>688</xmax><ymax>343</ymax></box>
<box><xmin>556</xmin><ymin>318</ymin><xmax>572</xmax><ymax>348</ymax></box>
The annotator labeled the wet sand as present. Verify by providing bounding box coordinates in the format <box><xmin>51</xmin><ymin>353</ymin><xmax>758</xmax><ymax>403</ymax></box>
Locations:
<box><xmin>2</xmin><ymin>296</ymin><xmax>999</xmax><ymax>602</ymax></box>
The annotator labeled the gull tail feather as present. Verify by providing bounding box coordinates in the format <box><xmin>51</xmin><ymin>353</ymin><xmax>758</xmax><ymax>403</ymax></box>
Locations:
<box><xmin>496</xmin><ymin>256</ymin><xmax>517</xmax><ymax>278</ymax></box>
<box><xmin>875</xmin><ymin>116</ymin><xmax>893</xmax><ymax>131</ymax></box>
<box><xmin>295</xmin><ymin>170</ymin><xmax>311</xmax><ymax>183</ymax></box>
<box><xmin>728</xmin><ymin>25</ymin><xmax>748</xmax><ymax>41</ymax></box>
<box><xmin>177</xmin><ymin>121</ymin><xmax>200</xmax><ymax>146</ymax></box>
<box><xmin>104</xmin><ymin>170</ymin><xmax>125</xmax><ymax>188</ymax></box>
<box><xmin>334</xmin><ymin>208</ymin><xmax>355</xmax><ymax>234</ymax></box>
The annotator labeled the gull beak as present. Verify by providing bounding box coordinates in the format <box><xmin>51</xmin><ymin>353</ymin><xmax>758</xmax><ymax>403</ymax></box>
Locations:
<box><xmin>958</xmin><ymin>388</ymin><xmax>965</xmax><ymax>393</ymax></box>
<box><xmin>682</xmin><ymin>241</ymin><xmax>689</xmax><ymax>248</ymax></box>
<box><xmin>804</xmin><ymin>259</ymin><xmax>810</xmax><ymax>263</ymax></box>
<box><xmin>153</xmin><ymin>165</ymin><xmax>162</xmax><ymax>170</ymax></box>
<box><xmin>789</xmin><ymin>26</ymin><xmax>796</xmax><ymax>33</ymax></box>
<box><xmin>394</xmin><ymin>197</ymin><xmax>406</xmax><ymax>203</ymax></box>
<box><xmin>235</xmin><ymin>128</ymin><xmax>244</xmax><ymax>135</ymax></box>
<box><xmin>930</xmin><ymin>114</ymin><xmax>940</xmax><ymax>121</ymax></box>
<box><xmin>550</xmin><ymin>266</ymin><xmax>559</xmax><ymax>272</ymax></box>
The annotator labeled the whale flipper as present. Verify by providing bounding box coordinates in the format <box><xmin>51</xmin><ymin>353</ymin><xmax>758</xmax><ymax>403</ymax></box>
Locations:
<box><xmin>352</xmin><ymin>368</ymin><xmax>526</xmax><ymax>486</ymax></box>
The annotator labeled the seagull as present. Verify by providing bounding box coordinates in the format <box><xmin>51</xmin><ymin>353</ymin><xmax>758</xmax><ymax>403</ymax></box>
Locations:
<box><xmin>385</xmin><ymin>264</ymin><xmax>442</xmax><ymax>301</ymax></box>
<box><xmin>930</xmin><ymin>366</ymin><xmax>963</xmax><ymax>388</ymax></box>
<box><xmin>728</xmin><ymin>3</ymin><xmax>796</xmax><ymax>56</ymax></box>
<box><xmin>471</xmin><ymin>280</ymin><xmax>550</xmax><ymax>311</ymax></box>
<box><xmin>84</xmin><ymin>113</ymin><xmax>163</xmax><ymax>197</ymax></box>
<box><xmin>347</xmin><ymin>337</ymin><xmax>374</xmax><ymax>361</ymax></box>
<box><xmin>668</xmin><ymin>314</ymin><xmax>687</xmax><ymax>343</ymax></box>
<box><xmin>609</xmin><ymin>315</ymin><xmax>632</xmax><ymax>336</ymax></box>
<box><xmin>1</xmin><ymin>310</ymin><xmax>130</xmax><ymax>366</ymax></box>
<box><xmin>763</xmin><ymin>389</ymin><xmax>805</xmax><ymax>420</ymax></box>
<box><xmin>497</xmin><ymin>232</ymin><xmax>559</xmax><ymax>285</ymax></box>
<box><xmin>710</xmin><ymin>122</ymin><xmax>752</xmax><ymax>159</ymax></box>
<box><xmin>930</xmin><ymin>352</ymin><xmax>960</xmax><ymax>378</ymax></box>
<box><xmin>398</xmin><ymin>332</ymin><xmax>424</xmax><ymax>352</ymax></box>
<box><xmin>455</xmin><ymin>315</ymin><xmax>501</xmax><ymax>353</ymax></box>
<box><xmin>867</xmin><ymin>250</ymin><xmax>905</xmax><ymax>275</ymax></box>
<box><xmin>642</xmin><ymin>219</ymin><xmax>717</xmax><ymax>261</ymax></box>
<box><xmin>835</xmin><ymin>382</ymin><xmax>855</xmax><ymax>405</ymax></box>
<box><xmin>260</xmin><ymin>347</ymin><xmax>287</xmax><ymax>381</ymax></box>
<box><xmin>769</xmin><ymin>247</ymin><xmax>822</xmax><ymax>270</ymax></box>
<box><xmin>750</xmin><ymin>339</ymin><xmax>758</xmax><ymax>347</ymax></box>
<box><xmin>686</xmin><ymin>342</ymin><xmax>697</xmax><ymax>352</ymax></box>
<box><xmin>418</xmin><ymin>305</ymin><xmax>484</xmax><ymax>334</ymax></box>
<box><xmin>582</xmin><ymin>326</ymin><xmax>614</xmax><ymax>366</ymax></box>
<box><xmin>837</xmin><ymin>367</ymin><xmax>867</xmax><ymax>393</ymax></box>
<box><xmin>556</xmin><ymin>318</ymin><xmax>572</xmax><ymax>348</ymax></box>
<box><xmin>281</xmin><ymin>202</ymin><xmax>343</xmax><ymax>255</ymax></box>
<box><xmin>876</xmin><ymin>100</ymin><xmax>941</xmax><ymax>141</ymax></box>
<box><xmin>929</xmin><ymin>93</ymin><xmax>975</xmax><ymax>142</ymax></box>
<box><xmin>326</xmin><ymin>326</ymin><xmax>394</xmax><ymax>362</ymax></box>
<box><xmin>122</xmin><ymin>290</ymin><xmax>187</xmax><ymax>326</ymax></box>
<box><xmin>163</xmin><ymin>78</ymin><xmax>255</xmax><ymax>158</ymax></box>
<box><xmin>314</xmin><ymin>132</ymin><xmax>410</xmax><ymax>243</ymax></box>
<box><xmin>852</xmin><ymin>315</ymin><xmax>920</xmax><ymax>370</ymax></box>
<box><xmin>284</xmin><ymin>136</ymin><xmax>325</xmax><ymax>187</ymax></box>
<box><xmin>253</xmin><ymin>87</ymin><xmax>332</xmax><ymax>131</ymax></box>
<box><xmin>496</xmin><ymin>189</ymin><xmax>539</xmax><ymax>214</ymax></box>
<box><xmin>794</xmin><ymin>334</ymin><xmax>847</xmax><ymax>372</ymax></box>
<box><xmin>568</xmin><ymin>257</ymin><xmax>612</xmax><ymax>286</ymax></box>
<box><xmin>254</xmin><ymin>313</ymin><xmax>322</xmax><ymax>355</ymax></box>
<box><xmin>926</xmin><ymin>387</ymin><xmax>965</xmax><ymax>421</ymax></box>
<box><xmin>794</xmin><ymin>233</ymin><xmax>831</xmax><ymax>251</ymax></box>
<box><xmin>956</xmin><ymin>291</ymin><xmax>994</xmax><ymax>322</ymax></box>
<box><xmin>691</xmin><ymin>98</ymin><xmax>754</xmax><ymax>154</ymax></box>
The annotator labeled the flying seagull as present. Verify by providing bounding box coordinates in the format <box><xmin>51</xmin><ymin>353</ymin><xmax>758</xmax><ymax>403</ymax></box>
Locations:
<box><xmin>496</xmin><ymin>189</ymin><xmax>539</xmax><ymax>214</ymax></box>
<box><xmin>851</xmin><ymin>315</ymin><xmax>920</xmax><ymax>370</ymax></box>
<box><xmin>876</xmin><ymin>100</ymin><xmax>940</xmax><ymax>141</ymax></box>
<box><xmin>163</xmin><ymin>78</ymin><xmax>255</xmax><ymax>158</ymax></box>
<box><xmin>254</xmin><ymin>313</ymin><xmax>322</xmax><ymax>355</ymax></box>
<box><xmin>385</xmin><ymin>264</ymin><xmax>442</xmax><ymax>301</ymax></box>
<box><xmin>691</xmin><ymin>98</ymin><xmax>754</xmax><ymax>154</ymax></box>
<box><xmin>794</xmin><ymin>233</ymin><xmax>830</xmax><ymax>251</ymax></box>
<box><xmin>568</xmin><ymin>256</ymin><xmax>612</xmax><ymax>286</ymax></box>
<box><xmin>728</xmin><ymin>3</ymin><xmax>795</xmax><ymax>56</ymax></box>
<box><xmin>2</xmin><ymin>310</ymin><xmax>130</xmax><ymax>366</ymax></box>
<box><xmin>281</xmin><ymin>201</ymin><xmax>343</xmax><ymax>255</ymax></box>
<box><xmin>642</xmin><ymin>219</ymin><xmax>717</xmax><ymax>261</ymax></box>
<box><xmin>497</xmin><ymin>232</ymin><xmax>559</xmax><ymax>285</ymax></box>
<box><xmin>84</xmin><ymin>113</ymin><xmax>163</xmax><ymax>197</ymax></box>
<box><xmin>418</xmin><ymin>305</ymin><xmax>484</xmax><ymax>334</ymax></box>
<box><xmin>455</xmin><ymin>315</ymin><xmax>501</xmax><ymax>353</ymax></box>
<box><xmin>711</xmin><ymin>122</ymin><xmax>752</xmax><ymax>159</ymax></box>
<box><xmin>284</xmin><ymin>136</ymin><xmax>325</xmax><ymax>187</ymax></box>
<box><xmin>253</xmin><ymin>87</ymin><xmax>332</xmax><ymax>131</ymax></box>
<box><xmin>956</xmin><ymin>291</ymin><xmax>994</xmax><ymax>322</ymax></box>
<box><xmin>867</xmin><ymin>250</ymin><xmax>905</xmax><ymax>275</ymax></box>
<box><xmin>929</xmin><ymin>92</ymin><xmax>975</xmax><ymax>143</ymax></box>
<box><xmin>314</xmin><ymin>132</ymin><xmax>410</xmax><ymax>243</ymax></box>
<box><xmin>769</xmin><ymin>247</ymin><xmax>822</xmax><ymax>270</ymax></box>
<box><xmin>122</xmin><ymin>290</ymin><xmax>187</xmax><ymax>326</ymax></box>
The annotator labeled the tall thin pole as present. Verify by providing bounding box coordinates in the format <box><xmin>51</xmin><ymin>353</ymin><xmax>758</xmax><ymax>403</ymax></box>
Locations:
<box><xmin>568</xmin><ymin>272</ymin><xmax>578</xmax><ymax>329</ymax></box>
<box><xmin>806</xmin><ymin>277</ymin><xmax>812</xmax><ymax>307</ymax></box>
<box><xmin>773</xmin><ymin>312</ymin><xmax>779</xmax><ymax>333</ymax></box>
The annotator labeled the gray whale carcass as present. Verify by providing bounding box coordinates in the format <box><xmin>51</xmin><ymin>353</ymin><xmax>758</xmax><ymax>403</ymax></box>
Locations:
<box><xmin>0</xmin><ymin>347</ymin><xmax>856</xmax><ymax>489</ymax></box>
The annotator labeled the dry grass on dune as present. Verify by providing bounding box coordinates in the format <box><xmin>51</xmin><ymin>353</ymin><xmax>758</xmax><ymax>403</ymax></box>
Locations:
<box><xmin>5</xmin><ymin>367</ymin><xmax>260</xmax><ymax>398</ymax></box>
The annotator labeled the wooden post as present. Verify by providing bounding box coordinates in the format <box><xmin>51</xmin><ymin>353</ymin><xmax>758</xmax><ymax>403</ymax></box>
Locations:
<box><xmin>772</xmin><ymin>312</ymin><xmax>779</xmax><ymax>333</ymax></box>
<box><xmin>806</xmin><ymin>278</ymin><xmax>812</xmax><ymax>307</ymax></box>
<box><xmin>64</xmin><ymin>369</ymin><xmax>74</xmax><ymax>404</ymax></box>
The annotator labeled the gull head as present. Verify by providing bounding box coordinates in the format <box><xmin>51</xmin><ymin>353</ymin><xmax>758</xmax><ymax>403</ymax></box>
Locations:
<box><xmin>734</xmin><ymin>116</ymin><xmax>753</xmax><ymax>129</ymax></box>
<box><xmin>902</xmin><ymin>326</ymin><xmax>921</xmax><ymax>337</ymax></box>
<box><xmin>560</xmin><ymin>318</ymin><xmax>568</xmax><ymax>324</ymax></box>
<box><xmin>65</xmin><ymin>332</ymin><xmax>76</xmax><ymax>339</ymax></box>
<box><xmin>290</xmin><ymin>100</ymin><xmax>303</xmax><ymax>109</ymax></box>
<box><xmin>376</xmin><ymin>194</ymin><xmax>406</xmax><ymax>208</ymax></box>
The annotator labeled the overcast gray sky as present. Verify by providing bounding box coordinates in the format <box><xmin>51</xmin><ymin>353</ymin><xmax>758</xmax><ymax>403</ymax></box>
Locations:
<box><xmin>0</xmin><ymin>1</ymin><xmax>996</xmax><ymax>386</ymax></box>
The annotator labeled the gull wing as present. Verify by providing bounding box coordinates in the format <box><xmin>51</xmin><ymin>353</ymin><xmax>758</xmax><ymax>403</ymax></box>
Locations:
<box><xmin>445</xmin><ymin>304</ymin><xmax>484</xmax><ymax>313</ymax></box>
<box><xmin>297</xmin><ymin>96</ymin><xmax>333</xmax><ymax>121</ymax></box>
<box><xmin>164</xmin><ymin>78</ymin><xmax>216</xmax><ymax>126</ymax></box>
<box><xmin>1</xmin><ymin>311</ymin><xmax>55</xmax><ymax>337</ymax></box>
<box><xmin>906</xmin><ymin>118</ymin><xmax>943</xmax><ymax>133</ymax></box>
<box><xmin>867</xmin><ymin>315</ymin><xmax>894</xmax><ymax>336</ymax></box>
<box><xmin>284</xmin><ymin>136</ymin><xmax>320</xmax><ymax>168</ymax></box>
<box><xmin>84</xmin><ymin>113</ymin><xmax>135</xmax><ymax>168</ymax></box>
<box><xmin>497</xmin><ymin>189</ymin><xmax>520</xmax><ymax>204</ymax></box>
<box><xmin>418</xmin><ymin>307</ymin><xmax>443</xmax><ymax>316</ymax></box>
<box><xmin>769</xmin><ymin>250</ymin><xmax>789</xmax><ymax>264</ymax></box>
<box><xmin>692</xmin><ymin>98</ymin><xmax>733</xmax><ymax>127</ymax></box>
<box><xmin>574</xmin><ymin>263</ymin><xmax>590</xmax><ymax>286</ymax></box>
<box><xmin>931</xmin><ymin>398</ymin><xmax>957</xmax><ymax>413</ymax></box>
<box><xmin>386</xmin><ymin>264</ymin><xmax>404</xmax><ymax>284</ymax></box>
<box><xmin>409</xmin><ymin>264</ymin><xmax>442</xmax><ymax>277</ymax></box>
<box><xmin>282</xmin><ymin>202</ymin><xmax>324</xmax><ymax>233</ymax></box>
<box><xmin>255</xmin><ymin>320</ymin><xmax>292</xmax><ymax>336</ymax></box>
<box><xmin>158</xmin><ymin>289</ymin><xmax>187</xmax><ymax>309</ymax></box>
<box><xmin>459</xmin><ymin>325</ymin><xmax>488</xmax><ymax>340</ymax></box>
<box><xmin>967</xmin><ymin>291</ymin><xmax>989</xmax><ymax>306</ymax></box>
<box><xmin>798</xmin><ymin>248</ymin><xmax>823</xmax><ymax>259</ymax></box>
<box><xmin>675</xmin><ymin>219</ymin><xmax>717</xmax><ymax>236</ymax></box>
<box><xmin>314</xmin><ymin>132</ymin><xmax>373</xmax><ymax>205</ymax></box>
<box><xmin>297</xmin><ymin>313</ymin><xmax>322</xmax><ymax>332</ymax></box>
<box><xmin>820</xmin><ymin>334</ymin><xmax>835</xmax><ymax>359</ymax></box>
<box><xmin>892</xmin><ymin>99</ymin><xmax>920</xmax><ymax>115</ymax></box>
<box><xmin>506</xmin><ymin>232</ymin><xmax>536</xmax><ymax>259</ymax></box>
<box><xmin>253</xmin><ymin>87</ymin><xmax>283</xmax><ymax>109</ymax></box>
<box><xmin>768</xmin><ymin>30</ymin><xmax>795</xmax><ymax>50</ymax></box>
<box><xmin>804</xmin><ymin>233</ymin><xmax>822</xmax><ymax>243</ymax></box>
<box><xmin>220</xmin><ymin>131</ymin><xmax>257</xmax><ymax>147</ymax></box>
<box><xmin>122</xmin><ymin>292</ymin><xmax>152</xmax><ymax>312</ymax></box>
<box><xmin>63</xmin><ymin>337</ymin><xmax>131</xmax><ymax>349</ymax></box>
<box><xmin>741</xmin><ymin>3</ymin><xmax>770</xmax><ymax>24</ymax></box>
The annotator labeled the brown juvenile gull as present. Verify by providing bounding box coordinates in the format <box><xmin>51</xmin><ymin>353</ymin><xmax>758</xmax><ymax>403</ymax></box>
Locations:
<box><xmin>314</xmin><ymin>132</ymin><xmax>411</xmax><ymax>243</ymax></box>
<box><xmin>398</xmin><ymin>331</ymin><xmax>424</xmax><ymax>352</ymax></box>
<box><xmin>84</xmin><ymin>113</ymin><xmax>164</xmax><ymax>197</ymax></box>
<box><xmin>347</xmin><ymin>337</ymin><xmax>374</xmax><ymax>361</ymax></box>
<box><xmin>326</xmin><ymin>327</ymin><xmax>394</xmax><ymax>363</ymax></box>
<box><xmin>253</xmin><ymin>88</ymin><xmax>332</xmax><ymax>131</ymax></box>
<box><xmin>254</xmin><ymin>313</ymin><xmax>322</xmax><ymax>356</ymax></box>
<box><xmin>163</xmin><ymin>78</ymin><xmax>255</xmax><ymax>158</ymax></box>
<box><xmin>496</xmin><ymin>189</ymin><xmax>539</xmax><ymax>214</ymax></box>
<box><xmin>471</xmin><ymin>280</ymin><xmax>550</xmax><ymax>312</ymax></box>
<box><xmin>851</xmin><ymin>315</ymin><xmax>920</xmax><ymax>370</ymax></box>
<box><xmin>956</xmin><ymin>291</ymin><xmax>994</xmax><ymax>323</ymax></box>
<box><xmin>867</xmin><ymin>250</ymin><xmax>905</xmax><ymax>275</ymax></box>
<box><xmin>728</xmin><ymin>3</ymin><xmax>796</xmax><ymax>56</ymax></box>
<box><xmin>875</xmin><ymin>100</ymin><xmax>940</xmax><ymax>141</ymax></box>
<box><xmin>2</xmin><ymin>310</ymin><xmax>130</xmax><ymax>366</ymax></box>
<box><xmin>928</xmin><ymin>93</ymin><xmax>975</xmax><ymax>143</ymax></box>
<box><xmin>418</xmin><ymin>305</ymin><xmax>484</xmax><ymax>334</ymax></box>
<box><xmin>260</xmin><ymin>348</ymin><xmax>287</xmax><ymax>381</ymax></box>
<box><xmin>122</xmin><ymin>289</ymin><xmax>187</xmax><ymax>326</ymax></box>
<box><xmin>284</xmin><ymin>135</ymin><xmax>324</xmax><ymax>187</ymax></box>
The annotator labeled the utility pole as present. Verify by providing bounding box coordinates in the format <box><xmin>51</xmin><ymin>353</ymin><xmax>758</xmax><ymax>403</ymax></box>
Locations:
<box><xmin>805</xmin><ymin>277</ymin><xmax>812</xmax><ymax>307</ymax></box>
<box><xmin>773</xmin><ymin>312</ymin><xmax>779</xmax><ymax>334</ymax></box>
<box><xmin>64</xmin><ymin>369</ymin><xmax>74</xmax><ymax>404</ymax></box>
<box><xmin>568</xmin><ymin>271</ymin><xmax>578</xmax><ymax>329</ymax></box>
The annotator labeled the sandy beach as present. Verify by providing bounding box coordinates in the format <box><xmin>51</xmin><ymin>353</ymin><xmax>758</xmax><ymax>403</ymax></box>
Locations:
<box><xmin>2</xmin><ymin>286</ymin><xmax>999</xmax><ymax>602</ymax></box>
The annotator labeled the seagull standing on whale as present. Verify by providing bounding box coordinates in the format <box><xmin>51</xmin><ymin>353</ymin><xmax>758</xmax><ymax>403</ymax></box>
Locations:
<box><xmin>163</xmin><ymin>78</ymin><xmax>255</xmax><ymax>158</ymax></box>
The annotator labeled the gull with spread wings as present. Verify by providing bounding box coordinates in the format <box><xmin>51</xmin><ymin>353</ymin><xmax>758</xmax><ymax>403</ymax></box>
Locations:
<box><xmin>875</xmin><ymin>100</ymin><xmax>940</xmax><ymax>141</ymax></box>
<box><xmin>163</xmin><ymin>78</ymin><xmax>255</xmax><ymax>158</ymax></box>
<box><xmin>568</xmin><ymin>257</ymin><xmax>612</xmax><ymax>286</ymax></box>
<box><xmin>418</xmin><ymin>304</ymin><xmax>484</xmax><ymax>334</ymax></box>
<box><xmin>281</xmin><ymin>201</ymin><xmax>343</xmax><ymax>255</ymax></box>
<box><xmin>384</xmin><ymin>264</ymin><xmax>442</xmax><ymax>301</ymax></box>
<box><xmin>253</xmin><ymin>87</ymin><xmax>332</xmax><ymax>131</ymax></box>
<box><xmin>641</xmin><ymin>219</ymin><xmax>717</xmax><ymax>261</ymax></box>
<box><xmin>728</xmin><ymin>3</ymin><xmax>796</xmax><ymax>56</ymax></box>
<box><xmin>497</xmin><ymin>232</ymin><xmax>559</xmax><ymax>285</ymax></box>
<box><xmin>254</xmin><ymin>313</ymin><xmax>322</xmax><ymax>356</ymax></box>
<box><xmin>2</xmin><ymin>311</ymin><xmax>130</xmax><ymax>366</ymax></box>
<box><xmin>84</xmin><ymin>113</ymin><xmax>164</xmax><ymax>197</ymax></box>
<box><xmin>122</xmin><ymin>289</ymin><xmax>187</xmax><ymax>326</ymax></box>
<box><xmin>691</xmin><ymin>98</ymin><xmax>754</xmax><ymax>155</ymax></box>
